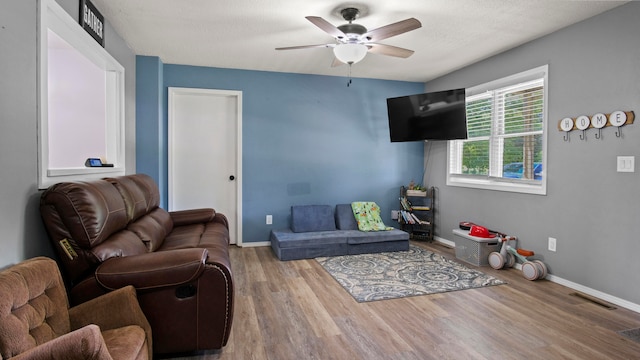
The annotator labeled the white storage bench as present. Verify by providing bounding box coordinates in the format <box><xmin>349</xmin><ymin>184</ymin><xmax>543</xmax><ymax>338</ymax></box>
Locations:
<box><xmin>452</xmin><ymin>228</ymin><xmax>501</xmax><ymax>266</ymax></box>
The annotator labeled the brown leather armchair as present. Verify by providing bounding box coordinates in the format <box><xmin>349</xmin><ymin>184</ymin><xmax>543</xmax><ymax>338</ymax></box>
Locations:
<box><xmin>0</xmin><ymin>257</ymin><xmax>151</xmax><ymax>360</ymax></box>
<box><xmin>39</xmin><ymin>174</ymin><xmax>234</xmax><ymax>355</ymax></box>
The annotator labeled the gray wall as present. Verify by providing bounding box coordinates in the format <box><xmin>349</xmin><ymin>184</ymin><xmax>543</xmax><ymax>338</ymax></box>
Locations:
<box><xmin>0</xmin><ymin>0</ymin><xmax>135</xmax><ymax>266</ymax></box>
<box><xmin>424</xmin><ymin>2</ymin><xmax>640</xmax><ymax>305</ymax></box>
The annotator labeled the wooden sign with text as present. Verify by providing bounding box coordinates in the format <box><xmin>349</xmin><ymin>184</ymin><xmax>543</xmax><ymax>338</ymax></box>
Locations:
<box><xmin>80</xmin><ymin>0</ymin><xmax>104</xmax><ymax>47</ymax></box>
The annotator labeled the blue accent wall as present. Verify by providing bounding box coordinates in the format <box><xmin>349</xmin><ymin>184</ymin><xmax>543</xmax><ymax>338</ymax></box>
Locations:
<box><xmin>135</xmin><ymin>56</ymin><xmax>167</xmax><ymax>206</ymax></box>
<box><xmin>137</xmin><ymin>57</ymin><xmax>425</xmax><ymax>243</ymax></box>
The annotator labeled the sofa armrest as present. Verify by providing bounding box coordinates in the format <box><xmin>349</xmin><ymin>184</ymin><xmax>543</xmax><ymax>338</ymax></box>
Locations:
<box><xmin>69</xmin><ymin>285</ymin><xmax>152</xmax><ymax>356</ymax></box>
<box><xmin>170</xmin><ymin>208</ymin><xmax>215</xmax><ymax>226</ymax></box>
<box><xmin>213</xmin><ymin>212</ymin><xmax>229</xmax><ymax>229</ymax></box>
<box><xmin>170</xmin><ymin>208</ymin><xmax>229</xmax><ymax>229</ymax></box>
<box><xmin>12</xmin><ymin>324</ymin><xmax>112</xmax><ymax>360</ymax></box>
<box><xmin>95</xmin><ymin>248</ymin><xmax>208</xmax><ymax>290</ymax></box>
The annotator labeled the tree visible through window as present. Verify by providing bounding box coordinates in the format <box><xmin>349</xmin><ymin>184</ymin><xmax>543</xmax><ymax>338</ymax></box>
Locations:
<box><xmin>448</xmin><ymin>66</ymin><xmax>547</xmax><ymax>195</ymax></box>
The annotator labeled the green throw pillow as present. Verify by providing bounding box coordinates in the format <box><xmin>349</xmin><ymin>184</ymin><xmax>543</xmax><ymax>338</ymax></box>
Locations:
<box><xmin>351</xmin><ymin>202</ymin><xmax>393</xmax><ymax>231</ymax></box>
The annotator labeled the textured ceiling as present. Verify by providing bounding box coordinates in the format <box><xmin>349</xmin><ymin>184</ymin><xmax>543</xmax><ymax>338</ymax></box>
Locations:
<box><xmin>91</xmin><ymin>0</ymin><xmax>628</xmax><ymax>82</ymax></box>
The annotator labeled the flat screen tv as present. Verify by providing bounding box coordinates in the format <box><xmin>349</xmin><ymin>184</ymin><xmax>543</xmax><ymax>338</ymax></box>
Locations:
<box><xmin>386</xmin><ymin>88</ymin><xmax>467</xmax><ymax>142</ymax></box>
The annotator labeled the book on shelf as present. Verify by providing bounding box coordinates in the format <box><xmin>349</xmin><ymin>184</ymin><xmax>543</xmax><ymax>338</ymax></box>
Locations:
<box><xmin>410</xmin><ymin>212</ymin><xmax>430</xmax><ymax>225</ymax></box>
<box><xmin>410</xmin><ymin>213</ymin><xmax>421</xmax><ymax>223</ymax></box>
<box><xmin>411</xmin><ymin>205</ymin><xmax>431</xmax><ymax>211</ymax></box>
<box><xmin>399</xmin><ymin>197</ymin><xmax>412</xmax><ymax>211</ymax></box>
<box><xmin>400</xmin><ymin>210</ymin><xmax>414</xmax><ymax>224</ymax></box>
<box><xmin>399</xmin><ymin>210</ymin><xmax>431</xmax><ymax>225</ymax></box>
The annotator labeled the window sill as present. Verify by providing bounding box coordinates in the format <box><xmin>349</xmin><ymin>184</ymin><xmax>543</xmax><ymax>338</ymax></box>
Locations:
<box><xmin>39</xmin><ymin>167</ymin><xmax>125</xmax><ymax>189</ymax></box>
<box><xmin>47</xmin><ymin>167</ymin><xmax>124</xmax><ymax>177</ymax></box>
<box><xmin>446</xmin><ymin>175</ymin><xmax>547</xmax><ymax>195</ymax></box>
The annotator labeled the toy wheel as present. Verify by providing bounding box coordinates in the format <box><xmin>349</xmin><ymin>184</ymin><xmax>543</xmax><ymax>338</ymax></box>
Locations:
<box><xmin>533</xmin><ymin>260</ymin><xmax>548</xmax><ymax>279</ymax></box>
<box><xmin>505</xmin><ymin>253</ymin><xmax>516</xmax><ymax>268</ymax></box>
<box><xmin>488</xmin><ymin>252</ymin><xmax>505</xmax><ymax>269</ymax></box>
<box><xmin>521</xmin><ymin>261</ymin><xmax>539</xmax><ymax>281</ymax></box>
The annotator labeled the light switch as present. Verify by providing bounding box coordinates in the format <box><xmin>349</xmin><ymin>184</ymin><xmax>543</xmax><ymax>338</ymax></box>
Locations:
<box><xmin>617</xmin><ymin>156</ymin><xmax>635</xmax><ymax>173</ymax></box>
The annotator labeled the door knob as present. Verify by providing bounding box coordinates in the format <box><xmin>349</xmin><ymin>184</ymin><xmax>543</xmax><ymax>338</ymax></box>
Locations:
<box><xmin>229</xmin><ymin>175</ymin><xmax>235</xmax><ymax>181</ymax></box>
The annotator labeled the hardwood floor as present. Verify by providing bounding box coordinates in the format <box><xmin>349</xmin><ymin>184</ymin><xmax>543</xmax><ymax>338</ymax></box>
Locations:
<box><xmin>169</xmin><ymin>242</ymin><xmax>640</xmax><ymax>359</ymax></box>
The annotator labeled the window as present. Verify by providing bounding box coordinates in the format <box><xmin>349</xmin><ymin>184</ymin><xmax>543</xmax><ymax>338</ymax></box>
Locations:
<box><xmin>38</xmin><ymin>0</ymin><xmax>125</xmax><ymax>189</ymax></box>
<box><xmin>447</xmin><ymin>65</ymin><xmax>548</xmax><ymax>195</ymax></box>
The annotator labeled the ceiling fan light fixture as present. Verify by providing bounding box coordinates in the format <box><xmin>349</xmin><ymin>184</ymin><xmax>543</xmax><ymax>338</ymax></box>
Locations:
<box><xmin>333</xmin><ymin>43</ymin><xmax>368</xmax><ymax>64</ymax></box>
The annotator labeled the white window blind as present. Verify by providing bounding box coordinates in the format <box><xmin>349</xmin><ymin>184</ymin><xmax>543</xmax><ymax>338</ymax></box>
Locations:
<box><xmin>447</xmin><ymin>65</ymin><xmax>548</xmax><ymax>195</ymax></box>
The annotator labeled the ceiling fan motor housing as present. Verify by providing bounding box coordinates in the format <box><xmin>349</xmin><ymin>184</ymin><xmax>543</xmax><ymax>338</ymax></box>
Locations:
<box><xmin>337</xmin><ymin>7</ymin><xmax>367</xmax><ymax>42</ymax></box>
<box><xmin>340</xmin><ymin>7</ymin><xmax>360</xmax><ymax>21</ymax></box>
<box><xmin>337</xmin><ymin>23</ymin><xmax>367</xmax><ymax>40</ymax></box>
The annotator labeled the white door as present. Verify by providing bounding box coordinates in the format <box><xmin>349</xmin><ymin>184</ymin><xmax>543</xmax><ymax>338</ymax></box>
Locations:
<box><xmin>168</xmin><ymin>87</ymin><xmax>242</xmax><ymax>245</ymax></box>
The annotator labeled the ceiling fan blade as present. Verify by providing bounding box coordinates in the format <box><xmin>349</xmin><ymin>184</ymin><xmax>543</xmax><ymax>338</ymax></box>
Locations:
<box><xmin>367</xmin><ymin>43</ymin><xmax>415</xmax><ymax>58</ymax></box>
<box><xmin>306</xmin><ymin>16</ymin><xmax>346</xmax><ymax>39</ymax></box>
<box><xmin>275</xmin><ymin>44</ymin><xmax>333</xmax><ymax>51</ymax></box>
<box><xmin>363</xmin><ymin>18</ymin><xmax>421</xmax><ymax>42</ymax></box>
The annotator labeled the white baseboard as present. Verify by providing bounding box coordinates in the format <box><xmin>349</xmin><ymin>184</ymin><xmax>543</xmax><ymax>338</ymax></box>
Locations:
<box><xmin>545</xmin><ymin>274</ymin><xmax>640</xmax><ymax>313</ymax></box>
<box><xmin>238</xmin><ymin>241</ymin><xmax>270</xmax><ymax>248</ymax></box>
<box><xmin>436</xmin><ymin>235</ymin><xmax>640</xmax><ymax>313</ymax></box>
<box><xmin>434</xmin><ymin>236</ymin><xmax>455</xmax><ymax>248</ymax></box>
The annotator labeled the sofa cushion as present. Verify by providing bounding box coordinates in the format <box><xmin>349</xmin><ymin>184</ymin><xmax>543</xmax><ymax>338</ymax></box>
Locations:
<box><xmin>127</xmin><ymin>208</ymin><xmax>172</xmax><ymax>252</ymax></box>
<box><xmin>40</xmin><ymin>180</ymin><xmax>129</xmax><ymax>249</ymax></box>
<box><xmin>106</xmin><ymin>176</ymin><xmax>149</xmax><ymax>222</ymax></box>
<box><xmin>102</xmin><ymin>325</ymin><xmax>148</xmax><ymax>360</ymax></box>
<box><xmin>348</xmin><ymin>240</ymin><xmax>410</xmax><ymax>255</ymax></box>
<box><xmin>335</xmin><ymin>204</ymin><xmax>359</xmax><ymax>230</ymax></box>
<box><xmin>290</xmin><ymin>205</ymin><xmax>336</xmax><ymax>233</ymax></box>
<box><xmin>270</xmin><ymin>229</ymin><xmax>346</xmax><ymax>248</ymax></box>
<box><xmin>160</xmin><ymin>221</ymin><xmax>229</xmax><ymax>251</ymax></box>
<box><xmin>343</xmin><ymin>229</ymin><xmax>409</xmax><ymax>244</ymax></box>
<box><xmin>128</xmin><ymin>174</ymin><xmax>162</xmax><ymax>212</ymax></box>
<box><xmin>92</xmin><ymin>230</ymin><xmax>148</xmax><ymax>262</ymax></box>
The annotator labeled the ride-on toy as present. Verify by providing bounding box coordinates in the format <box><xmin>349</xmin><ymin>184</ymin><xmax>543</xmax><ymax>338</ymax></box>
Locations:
<box><xmin>488</xmin><ymin>234</ymin><xmax>548</xmax><ymax>280</ymax></box>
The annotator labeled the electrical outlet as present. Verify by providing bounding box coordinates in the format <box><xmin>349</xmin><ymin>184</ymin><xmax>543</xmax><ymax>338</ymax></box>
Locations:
<box><xmin>266</xmin><ymin>215</ymin><xmax>272</xmax><ymax>225</ymax></box>
<box><xmin>391</xmin><ymin>210</ymin><xmax>400</xmax><ymax>220</ymax></box>
<box><xmin>548</xmin><ymin>237</ymin><xmax>557</xmax><ymax>252</ymax></box>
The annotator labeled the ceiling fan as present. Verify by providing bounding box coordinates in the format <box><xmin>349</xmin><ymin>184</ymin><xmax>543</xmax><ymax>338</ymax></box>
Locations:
<box><xmin>276</xmin><ymin>7</ymin><xmax>422</xmax><ymax>66</ymax></box>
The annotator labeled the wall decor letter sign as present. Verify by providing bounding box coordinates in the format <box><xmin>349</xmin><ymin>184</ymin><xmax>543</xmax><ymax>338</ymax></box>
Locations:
<box><xmin>80</xmin><ymin>0</ymin><xmax>105</xmax><ymax>47</ymax></box>
<box><xmin>557</xmin><ymin>110</ymin><xmax>634</xmax><ymax>141</ymax></box>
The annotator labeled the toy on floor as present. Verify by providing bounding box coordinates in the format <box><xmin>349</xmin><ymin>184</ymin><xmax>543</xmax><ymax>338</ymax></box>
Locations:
<box><xmin>459</xmin><ymin>221</ymin><xmax>504</xmax><ymax>236</ymax></box>
<box><xmin>488</xmin><ymin>234</ymin><xmax>548</xmax><ymax>281</ymax></box>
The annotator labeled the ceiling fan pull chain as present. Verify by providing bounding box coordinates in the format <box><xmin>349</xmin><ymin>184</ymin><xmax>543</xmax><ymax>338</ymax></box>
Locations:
<box><xmin>347</xmin><ymin>64</ymin><xmax>353</xmax><ymax>87</ymax></box>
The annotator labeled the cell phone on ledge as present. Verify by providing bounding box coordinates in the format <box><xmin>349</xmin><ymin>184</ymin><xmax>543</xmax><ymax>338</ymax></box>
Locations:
<box><xmin>85</xmin><ymin>158</ymin><xmax>114</xmax><ymax>167</ymax></box>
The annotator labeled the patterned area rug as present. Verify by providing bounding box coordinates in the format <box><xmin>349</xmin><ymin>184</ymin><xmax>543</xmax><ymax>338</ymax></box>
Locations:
<box><xmin>316</xmin><ymin>245</ymin><xmax>506</xmax><ymax>302</ymax></box>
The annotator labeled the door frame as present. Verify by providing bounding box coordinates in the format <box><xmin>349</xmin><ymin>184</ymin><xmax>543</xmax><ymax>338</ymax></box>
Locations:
<box><xmin>167</xmin><ymin>87</ymin><xmax>243</xmax><ymax>246</ymax></box>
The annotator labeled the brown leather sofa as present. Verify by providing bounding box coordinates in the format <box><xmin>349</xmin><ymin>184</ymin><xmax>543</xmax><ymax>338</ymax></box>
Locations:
<box><xmin>39</xmin><ymin>174</ymin><xmax>234</xmax><ymax>355</ymax></box>
<box><xmin>0</xmin><ymin>257</ymin><xmax>152</xmax><ymax>360</ymax></box>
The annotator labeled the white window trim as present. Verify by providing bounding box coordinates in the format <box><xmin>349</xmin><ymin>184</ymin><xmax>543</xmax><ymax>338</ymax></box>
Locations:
<box><xmin>446</xmin><ymin>65</ymin><xmax>548</xmax><ymax>195</ymax></box>
<box><xmin>38</xmin><ymin>0</ymin><xmax>125</xmax><ymax>189</ymax></box>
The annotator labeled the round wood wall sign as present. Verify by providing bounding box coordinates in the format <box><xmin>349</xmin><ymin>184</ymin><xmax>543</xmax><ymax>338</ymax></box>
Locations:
<box><xmin>609</xmin><ymin>110</ymin><xmax>627</xmax><ymax>127</ymax></box>
<box><xmin>575</xmin><ymin>115</ymin><xmax>590</xmax><ymax>130</ymax></box>
<box><xmin>560</xmin><ymin>117</ymin><xmax>574</xmax><ymax>132</ymax></box>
